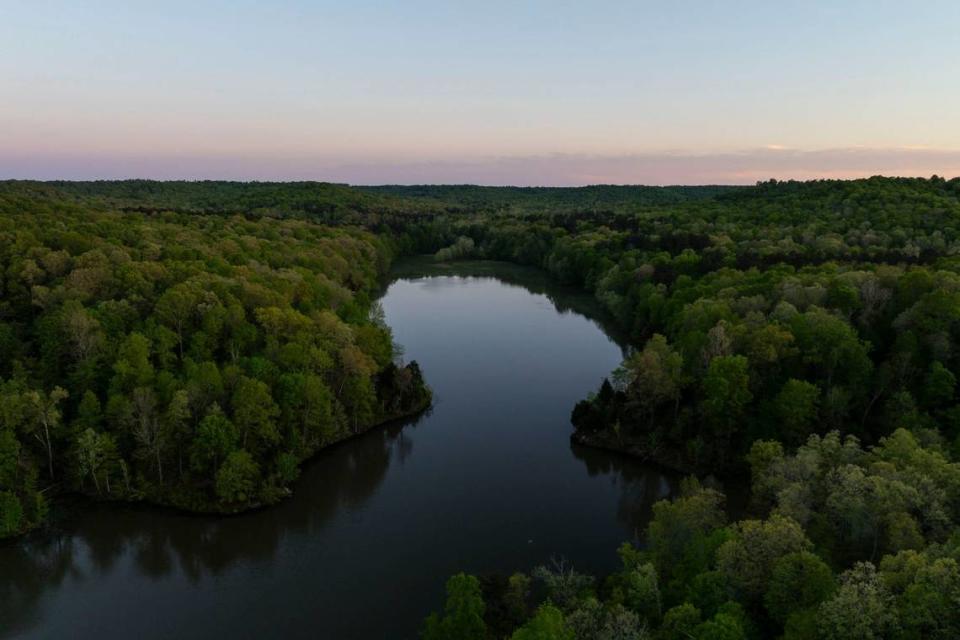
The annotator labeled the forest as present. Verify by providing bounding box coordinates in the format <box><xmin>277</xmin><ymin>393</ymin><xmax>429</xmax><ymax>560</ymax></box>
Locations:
<box><xmin>4</xmin><ymin>176</ymin><xmax>960</xmax><ymax>639</ymax></box>
<box><xmin>401</xmin><ymin>176</ymin><xmax>960</xmax><ymax>639</ymax></box>
<box><xmin>0</xmin><ymin>181</ymin><xmax>430</xmax><ymax>537</ymax></box>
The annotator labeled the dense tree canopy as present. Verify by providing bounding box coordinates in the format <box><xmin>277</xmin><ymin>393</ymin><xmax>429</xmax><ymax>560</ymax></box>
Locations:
<box><xmin>0</xmin><ymin>180</ymin><xmax>430</xmax><ymax>536</ymax></box>
<box><xmin>8</xmin><ymin>176</ymin><xmax>960</xmax><ymax>639</ymax></box>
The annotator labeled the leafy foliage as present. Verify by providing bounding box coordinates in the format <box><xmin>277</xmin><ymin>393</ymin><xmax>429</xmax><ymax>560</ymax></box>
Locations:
<box><xmin>0</xmin><ymin>180</ymin><xmax>430</xmax><ymax>536</ymax></box>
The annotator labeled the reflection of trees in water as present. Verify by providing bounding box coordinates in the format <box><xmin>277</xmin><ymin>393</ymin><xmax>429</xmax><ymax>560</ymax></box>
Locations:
<box><xmin>387</xmin><ymin>260</ymin><xmax>631</xmax><ymax>354</ymax></box>
<box><xmin>570</xmin><ymin>442</ymin><xmax>751</xmax><ymax>541</ymax></box>
<box><xmin>0</xmin><ymin>412</ymin><xmax>427</xmax><ymax>638</ymax></box>
<box><xmin>569</xmin><ymin>442</ymin><xmax>679</xmax><ymax>542</ymax></box>
<box><xmin>0</xmin><ymin>537</ymin><xmax>77</xmax><ymax>638</ymax></box>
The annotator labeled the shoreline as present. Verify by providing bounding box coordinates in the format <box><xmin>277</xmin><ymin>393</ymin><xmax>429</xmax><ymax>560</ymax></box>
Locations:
<box><xmin>570</xmin><ymin>429</ymin><xmax>704</xmax><ymax>476</ymax></box>
<box><xmin>8</xmin><ymin>394</ymin><xmax>432</xmax><ymax>541</ymax></box>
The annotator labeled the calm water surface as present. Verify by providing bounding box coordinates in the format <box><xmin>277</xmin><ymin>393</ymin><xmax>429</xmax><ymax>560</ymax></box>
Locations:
<box><xmin>0</xmin><ymin>261</ymin><xmax>680</xmax><ymax>640</ymax></box>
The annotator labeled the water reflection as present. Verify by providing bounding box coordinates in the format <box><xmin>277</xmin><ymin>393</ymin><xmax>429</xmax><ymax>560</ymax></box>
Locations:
<box><xmin>0</xmin><ymin>415</ymin><xmax>425</xmax><ymax>638</ymax></box>
<box><xmin>387</xmin><ymin>259</ymin><xmax>632</xmax><ymax>352</ymax></box>
<box><xmin>570</xmin><ymin>443</ymin><xmax>678</xmax><ymax>542</ymax></box>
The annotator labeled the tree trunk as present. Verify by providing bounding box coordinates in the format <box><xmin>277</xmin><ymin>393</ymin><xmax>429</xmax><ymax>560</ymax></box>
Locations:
<box><xmin>43</xmin><ymin>420</ymin><xmax>54</xmax><ymax>480</ymax></box>
<box><xmin>91</xmin><ymin>466</ymin><xmax>101</xmax><ymax>494</ymax></box>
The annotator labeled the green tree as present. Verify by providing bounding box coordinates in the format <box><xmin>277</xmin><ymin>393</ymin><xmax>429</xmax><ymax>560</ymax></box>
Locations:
<box><xmin>0</xmin><ymin>428</ymin><xmax>20</xmax><ymax>488</ymax></box>
<box><xmin>190</xmin><ymin>407</ymin><xmax>239</xmax><ymax>475</ymax></box>
<box><xmin>774</xmin><ymin>379</ymin><xmax>820</xmax><ymax>445</ymax></box>
<box><xmin>74</xmin><ymin>428</ymin><xmax>111</xmax><ymax>494</ymax></box>
<box><xmin>215</xmin><ymin>450</ymin><xmax>261</xmax><ymax>503</ymax></box>
<box><xmin>504</xmin><ymin>572</ymin><xmax>531</xmax><ymax>626</ymax></box>
<box><xmin>510</xmin><ymin>603</ymin><xmax>573</xmax><ymax>640</ymax></box>
<box><xmin>164</xmin><ymin>389</ymin><xmax>191</xmax><ymax>479</ymax></box>
<box><xmin>612</xmin><ymin>562</ymin><xmax>661</xmax><ymax>623</ymax></box>
<box><xmin>232</xmin><ymin>377</ymin><xmax>280</xmax><ymax>450</ymax></box>
<box><xmin>422</xmin><ymin>573</ymin><xmax>486</xmax><ymax>640</ymax></box>
<box><xmin>623</xmin><ymin>333</ymin><xmax>685</xmax><ymax>424</ymax></box>
<box><xmin>702</xmin><ymin>355</ymin><xmax>752</xmax><ymax>447</ymax></box>
<box><xmin>659</xmin><ymin>603</ymin><xmax>701</xmax><ymax>640</ymax></box>
<box><xmin>923</xmin><ymin>361</ymin><xmax>955</xmax><ymax>408</ymax></box>
<box><xmin>764</xmin><ymin>551</ymin><xmax>835</xmax><ymax>625</ymax></box>
<box><xmin>647</xmin><ymin>481</ymin><xmax>726</xmax><ymax>578</ymax></box>
<box><xmin>818</xmin><ymin>562</ymin><xmax>899</xmax><ymax>640</ymax></box>
<box><xmin>24</xmin><ymin>386</ymin><xmax>69</xmax><ymax>480</ymax></box>
<box><xmin>717</xmin><ymin>514</ymin><xmax>812</xmax><ymax>601</ymax></box>
<box><xmin>131</xmin><ymin>387</ymin><xmax>167</xmax><ymax>485</ymax></box>
<box><xmin>693</xmin><ymin>611</ymin><xmax>745</xmax><ymax>640</ymax></box>
<box><xmin>897</xmin><ymin>557</ymin><xmax>960</xmax><ymax>640</ymax></box>
<box><xmin>0</xmin><ymin>491</ymin><xmax>23</xmax><ymax>537</ymax></box>
<box><xmin>111</xmin><ymin>332</ymin><xmax>154</xmax><ymax>392</ymax></box>
<box><xmin>74</xmin><ymin>390</ymin><xmax>103</xmax><ymax>431</ymax></box>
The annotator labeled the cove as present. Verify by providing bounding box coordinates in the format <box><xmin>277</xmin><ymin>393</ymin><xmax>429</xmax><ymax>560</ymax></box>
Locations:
<box><xmin>0</xmin><ymin>260</ymin><xmax>680</xmax><ymax>640</ymax></box>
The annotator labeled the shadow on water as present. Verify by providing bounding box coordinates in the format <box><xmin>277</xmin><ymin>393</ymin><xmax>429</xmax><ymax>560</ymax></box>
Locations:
<box><xmin>0</xmin><ymin>411</ymin><xmax>428</xmax><ymax>638</ymax></box>
<box><xmin>569</xmin><ymin>442</ymin><xmax>680</xmax><ymax>543</ymax></box>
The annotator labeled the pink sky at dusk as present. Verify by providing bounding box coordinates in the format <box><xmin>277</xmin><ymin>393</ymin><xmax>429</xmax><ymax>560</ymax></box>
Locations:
<box><xmin>2</xmin><ymin>147</ymin><xmax>958</xmax><ymax>187</ymax></box>
<box><xmin>3</xmin><ymin>1</ymin><xmax>960</xmax><ymax>185</ymax></box>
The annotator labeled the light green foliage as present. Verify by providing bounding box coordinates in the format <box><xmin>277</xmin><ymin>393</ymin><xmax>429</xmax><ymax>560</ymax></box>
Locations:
<box><xmin>23</xmin><ymin>386</ymin><xmax>69</xmax><ymax>480</ymax></box>
<box><xmin>567</xmin><ymin>600</ymin><xmax>646</xmax><ymax>640</ymax></box>
<box><xmin>74</xmin><ymin>390</ymin><xmax>103</xmax><ymax>431</ymax></box>
<box><xmin>658</xmin><ymin>603</ymin><xmax>701</xmax><ymax>640</ymax></box>
<box><xmin>190</xmin><ymin>408</ymin><xmax>240</xmax><ymax>475</ymax></box>
<box><xmin>684</xmin><ymin>571</ymin><xmax>729</xmax><ymax>620</ymax></box>
<box><xmin>763</xmin><ymin>551</ymin><xmax>835</xmax><ymax>624</ymax></box>
<box><xmin>692</xmin><ymin>611</ymin><xmax>745</xmax><ymax>640</ymax></box>
<box><xmin>111</xmin><ymin>333</ymin><xmax>154</xmax><ymax>391</ymax></box>
<box><xmin>614</xmin><ymin>562</ymin><xmax>661</xmax><ymax>623</ymax></box>
<box><xmin>0</xmin><ymin>428</ymin><xmax>20</xmax><ymax>487</ymax></box>
<box><xmin>818</xmin><ymin>562</ymin><xmax>899</xmax><ymax>640</ymax></box>
<box><xmin>74</xmin><ymin>428</ymin><xmax>118</xmax><ymax>495</ymax></box>
<box><xmin>503</xmin><ymin>572</ymin><xmax>531</xmax><ymax>625</ymax></box>
<box><xmin>274</xmin><ymin>452</ymin><xmax>300</xmax><ymax>485</ymax></box>
<box><xmin>647</xmin><ymin>481</ymin><xmax>726</xmax><ymax>578</ymax></box>
<box><xmin>434</xmin><ymin>236</ymin><xmax>477</xmax><ymax>262</ymax></box>
<box><xmin>232</xmin><ymin>377</ymin><xmax>280</xmax><ymax>450</ymax></box>
<box><xmin>622</xmin><ymin>333</ymin><xmax>684</xmax><ymax>418</ymax></box>
<box><xmin>215</xmin><ymin>450</ymin><xmax>261</xmax><ymax>503</ymax></box>
<box><xmin>510</xmin><ymin>603</ymin><xmax>573</xmax><ymax>640</ymax></box>
<box><xmin>745</xmin><ymin>439</ymin><xmax>783</xmax><ymax>489</ymax></box>
<box><xmin>532</xmin><ymin>559</ymin><xmax>596</xmax><ymax>611</ymax></box>
<box><xmin>0</xmin><ymin>491</ymin><xmax>23</xmax><ymax>537</ymax></box>
<box><xmin>0</xmin><ymin>181</ymin><xmax>432</xmax><ymax>531</ymax></box>
<box><xmin>886</xmin><ymin>553</ymin><xmax>960</xmax><ymax>640</ymax></box>
<box><xmin>716</xmin><ymin>514</ymin><xmax>812</xmax><ymax>600</ymax></box>
<box><xmin>421</xmin><ymin>573</ymin><xmax>486</xmax><ymax>640</ymax></box>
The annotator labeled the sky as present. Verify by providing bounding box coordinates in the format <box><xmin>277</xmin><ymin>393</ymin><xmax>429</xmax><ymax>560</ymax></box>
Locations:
<box><xmin>2</xmin><ymin>0</ymin><xmax>959</xmax><ymax>185</ymax></box>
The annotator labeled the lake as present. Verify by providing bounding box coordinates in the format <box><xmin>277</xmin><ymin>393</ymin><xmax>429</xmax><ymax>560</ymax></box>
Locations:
<box><xmin>0</xmin><ymin>260</ymin><xmax>680</xmax><ymax>640</ymax></box>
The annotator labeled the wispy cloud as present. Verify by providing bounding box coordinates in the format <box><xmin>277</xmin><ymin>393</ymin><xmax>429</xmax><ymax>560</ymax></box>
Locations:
<box><xmin>2</xmin><ymin>147</ymin><xmax>959</xmax><ymax>186</ymax></box>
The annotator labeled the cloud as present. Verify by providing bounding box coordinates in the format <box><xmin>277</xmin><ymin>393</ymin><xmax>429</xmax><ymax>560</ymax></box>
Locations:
<box><xmin>2</xmin><ymin>147</ymin><xmax>959</xmax><ymax>186</ymax></box>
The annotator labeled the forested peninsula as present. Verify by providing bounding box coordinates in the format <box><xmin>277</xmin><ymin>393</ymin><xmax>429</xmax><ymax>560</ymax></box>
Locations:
<box><xmin>0</xmin><ymin>181</ymin><xmax>432</xmax><ymax>536</ymax></box>
<box><xmin>4</xmin><ymin>177</ymin><xmax>960</xmax><ymax>639</ymax></box>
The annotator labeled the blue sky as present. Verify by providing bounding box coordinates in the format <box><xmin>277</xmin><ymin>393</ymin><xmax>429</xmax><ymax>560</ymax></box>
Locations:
<box><xmin>2</xmin><ymin>1</ymin><xmax>959</xmax><ymax>184</ymax></box>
